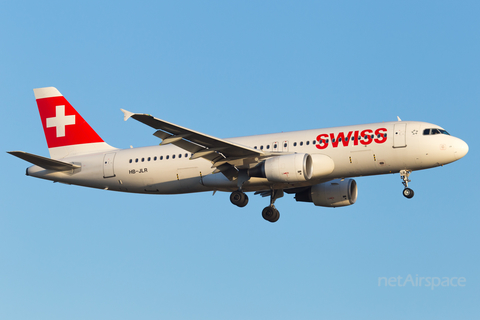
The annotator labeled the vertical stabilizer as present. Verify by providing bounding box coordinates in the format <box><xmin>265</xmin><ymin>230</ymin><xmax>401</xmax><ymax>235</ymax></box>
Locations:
<box><xmin>34</xmin><ymin>87</ymin><xmax>116</xmax><ymax>159</ymax></box>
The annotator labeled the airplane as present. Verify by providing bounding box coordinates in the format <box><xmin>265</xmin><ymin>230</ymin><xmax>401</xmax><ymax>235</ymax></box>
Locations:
<box><xmin>8</xmin><ymin>87</ymin><xmax>469</xmax><ymax>222</ymax></box>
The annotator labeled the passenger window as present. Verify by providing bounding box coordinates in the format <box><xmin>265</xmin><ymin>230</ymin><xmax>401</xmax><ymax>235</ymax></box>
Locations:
<box><xmin>185</xmin><ymin>153</ymin><xmax>188</xmax><ymax>157</ymax></box>
<box><xmin>179</xmin><ymin>154</ymin><xmax>182</xmax><ymax>158</ymax></box>
<box><xmin>129</xmin><ymin>159</ymin><xmax>132</xmax><ymax>163</ymax></box>
<box><xmin>300</xmin><ymin>141</ymin><xmax>303</xmax><ymax>146</ymax></box>
<box><xmin>148</xmin><ymin>157</ymin><xmax>151</xmax><ymax>161</ymax></box>
<box><xmin>160</xmin><ymin>156</ymin><xmax>163</xmax><ymax>160</ymax></box>
<box><xmin>135</xmin><ymin>158</ymin><xmax>138</xmax><ymax>163</ymax></box>
<box><xmin>254</xmin><ymin>146</ymin><xmax>257</xmax><ymax>149</ymax></box>
<box><xmin>260</xmin><ymin>145</ymin><xmax>264</xmax><ymax>150</ymax></box>
<box><xmin>313</xmin><ymin>140</ymin><xmax>316</xmax><ymax>144</ymax></box>
<box><xmin>306</xmin><ymin>141</ymin><xmax>310</xmax><ymax>145</ymax></box>
<box><xmin>166</xmin><ymin>155</ymin><xmax>169</xmax><ymax>160</ymax></box>
<box><xmin>293</xmin><ymin>142</ymin><xmax>297</xmax><ymax>147</ymax></box>
<box><xmin>141</xmin><ymin>158</ymin><xmax>145</xmax><ymax>162</ymax></box>
<box><xmin>266</xmin><ymin>145</ymin><xmax>270</xmax><ymax>149</ymax></box>
<box><xmin>172</xmin><ymin>154</ymin><xmax>176</xmax><ymax>159</ymax></box>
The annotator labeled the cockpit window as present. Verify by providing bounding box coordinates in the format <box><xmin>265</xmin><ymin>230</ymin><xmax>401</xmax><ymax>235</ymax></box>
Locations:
<box><xmin>439</xmin><ymin>129</ymin><xmax>450</xmax><ymax>135</ymax></box>
<box><xmin>423</xmin><ymin>128</ymin><xmax>450</xmax><ymax>136</ymax></box>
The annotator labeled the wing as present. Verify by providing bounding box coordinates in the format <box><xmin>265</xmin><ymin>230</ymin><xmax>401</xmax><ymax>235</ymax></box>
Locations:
<box><xmin>121</xmin><ymin>109</ymin><xmax>269</xmax><ymax>176</ymax></box>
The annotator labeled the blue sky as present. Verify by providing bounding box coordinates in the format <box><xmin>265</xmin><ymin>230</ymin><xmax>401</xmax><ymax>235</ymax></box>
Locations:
<box><xmin>1</xmin><ymin>1</ymin><xmax>479</xmax><ymax>319</ymax></box>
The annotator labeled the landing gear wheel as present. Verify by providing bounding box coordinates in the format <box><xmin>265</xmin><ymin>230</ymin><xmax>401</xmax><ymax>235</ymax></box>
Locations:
<box><xmin>262</xmin><ymin>206</ymin><xmax>280</xmax><ymax>223</ymax></box>
<box><xmin>403</xmin><ymin>188</ymin><xmax>414</xmax><ymax>199</ymax></box>
<box><xmin>230</xmin><ymin>191</ymin><xmax>249</xmax><ymax>207</ymax></box>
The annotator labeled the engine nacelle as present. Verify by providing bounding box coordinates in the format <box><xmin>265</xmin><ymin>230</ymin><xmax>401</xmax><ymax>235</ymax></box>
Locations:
<box><xmin>249</xmin><ymin>153</ymin><xmax>313</xmax><ymax>183</ymax></box>
<box><xmin>309</xmin><ymin>154</ymin><xmax>335</xmax><ymax>179</ymax></box>
<box><xmin>295</xmin><ymin>179</ymin><xmax>358</xmax><ymax>207</ymax></box>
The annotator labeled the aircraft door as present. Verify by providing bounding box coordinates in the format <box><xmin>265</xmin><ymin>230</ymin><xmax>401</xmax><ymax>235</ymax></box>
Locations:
<box><xmin>103</xmin><ymin>153</ymin><xmax>116</xmax><ymax>178</ymax></box>
<box><xmin>393</xmin><ymin>123</ymin><xmax>407</xmax><ymax>148</ymax></box>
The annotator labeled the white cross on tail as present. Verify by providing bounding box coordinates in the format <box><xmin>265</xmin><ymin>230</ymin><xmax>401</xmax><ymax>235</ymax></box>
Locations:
<box><xmin>46</xmin><ymin>105</ymin><xmax>75</xmax><ymax>137</ymax></box>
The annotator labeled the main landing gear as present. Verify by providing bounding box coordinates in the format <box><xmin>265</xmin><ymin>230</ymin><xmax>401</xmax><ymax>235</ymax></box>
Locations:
<box><xmin>261</xmin><ymin>189</ymin><xmax>283</xmax><ymax>223</ymax></box>
<box><xmin>229</xmin><ymin>188</ymin><xmax>284</xmax><ymax>223</ymax></box>
<box><xmin>400</xmin><ymin>169</ymin><xmax>414</xmax><ymax>199</ymax></box>
<box><xmin>262</xmin><ymin>206</ymin><xmax>279</xmax><ymax>223</ymax></box>
<box><xmin>230</xmin><ymin>190</ymin><xmax>249</xmax><ymax>207</ymax></box>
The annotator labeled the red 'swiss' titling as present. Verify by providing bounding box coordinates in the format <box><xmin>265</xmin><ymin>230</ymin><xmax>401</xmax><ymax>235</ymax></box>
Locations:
<box><xmin>316</xmin><ymin>128</ymin><xmax>387</xmax><ymax>149</ymax></box>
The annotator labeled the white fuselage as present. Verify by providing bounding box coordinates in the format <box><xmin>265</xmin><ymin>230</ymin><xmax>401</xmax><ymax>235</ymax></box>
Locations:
<box><xmin>26</xmin><ymin>121</ymin><xmax>468</xmax><ymax>194</ymax></box>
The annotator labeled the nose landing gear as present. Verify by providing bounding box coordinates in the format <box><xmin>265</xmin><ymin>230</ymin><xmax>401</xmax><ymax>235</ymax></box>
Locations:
<box><xmin>400</xmin><ymin>169</ymin><xmax>414</xmax><ymax>199</ymax></box>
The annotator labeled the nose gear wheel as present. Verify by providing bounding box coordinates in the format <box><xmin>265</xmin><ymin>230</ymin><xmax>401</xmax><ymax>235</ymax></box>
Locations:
<box><xmin>400</xmin><ymin>170</ymin><xmax>414</xmax><ymax>199</ymax></box>
<box><xmin>403</xmin><ymin>187</ymin><xmax>414</xmax><ymax>198</ymax></box>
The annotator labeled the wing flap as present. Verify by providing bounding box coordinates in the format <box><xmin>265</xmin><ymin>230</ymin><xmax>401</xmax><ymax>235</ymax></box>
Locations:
<box><xmin>8</xmin><ymin>151</ymin><xmax>81</xmax><ymax>171</ymax></box>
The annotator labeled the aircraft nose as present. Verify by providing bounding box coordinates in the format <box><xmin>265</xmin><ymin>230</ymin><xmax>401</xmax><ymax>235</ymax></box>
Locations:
<box><xmin>454</xmin><ymin>139</ymin><xmax>469</xmax><ymax>160</ymax></box>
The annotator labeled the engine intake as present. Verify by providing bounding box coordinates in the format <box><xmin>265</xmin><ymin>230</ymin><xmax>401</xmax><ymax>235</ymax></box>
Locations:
<box><xmin>295</xmin><ymin>179</ymin><xmax>358</xmax><ymax>207</ymax></box>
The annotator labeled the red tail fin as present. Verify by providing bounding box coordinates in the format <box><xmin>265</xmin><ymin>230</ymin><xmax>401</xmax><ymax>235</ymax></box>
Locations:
<box><xmin>34</xmin><ymin>87</ymin><xmax>115</xmax><ymax>158</ymax></box>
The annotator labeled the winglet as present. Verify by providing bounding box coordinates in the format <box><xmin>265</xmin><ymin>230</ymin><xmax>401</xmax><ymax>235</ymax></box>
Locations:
<box><xmin>121</xmin><ymin>109</ymin><xmax>134</xmax><ymax>121</ymax></box>
<box><xmin>397</xmin><ymin>116</ymin><xmax>402</xmax><ymax>121</ymax></box>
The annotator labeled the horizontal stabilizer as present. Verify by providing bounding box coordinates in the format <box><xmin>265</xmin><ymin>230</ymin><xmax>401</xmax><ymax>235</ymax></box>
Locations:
<box><xmin>8</xmin><ymin>151</ymin><xmax>81</xmax><ymax>171</ymax></box>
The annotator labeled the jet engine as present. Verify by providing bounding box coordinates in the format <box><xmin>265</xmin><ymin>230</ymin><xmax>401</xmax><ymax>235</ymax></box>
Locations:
<box><xmin>294</xmin><ymin>179</ymin><xmax>358</xmax><ymax>207</ymax></box>
<box><xmin>249</xmin><ymin>153</ymin><xmax>313</xmax><ymax>183</ymax></box>
<box><xmin>309</xmin><ymin>154</ymin><xmax>335</xmax><ymax>178</ymax></box>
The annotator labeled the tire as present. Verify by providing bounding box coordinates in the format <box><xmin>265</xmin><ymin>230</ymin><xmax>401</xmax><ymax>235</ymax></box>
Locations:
<box><xmin>230</xmin><ymin>191</ymin><xmax>248</xmax><ymax>207</ymax></box>
<box><xmin>270</xmin><ymin>208</ymin><xmax>280</xmax><ymax>223</ymax></box>
<box><xmin>403</xmin><ymin>188</ymin><xmax>414</xmax><ymax>199</ymax></box>
<box><xmin>262</xmin><ymin>206</ymin><xmax>280</xmax><ymax>223</ymax></box>
<box><xmin>242</xmin><ymin>194</ymin><xmax>249</xmax><ymax>207</ymax></box>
